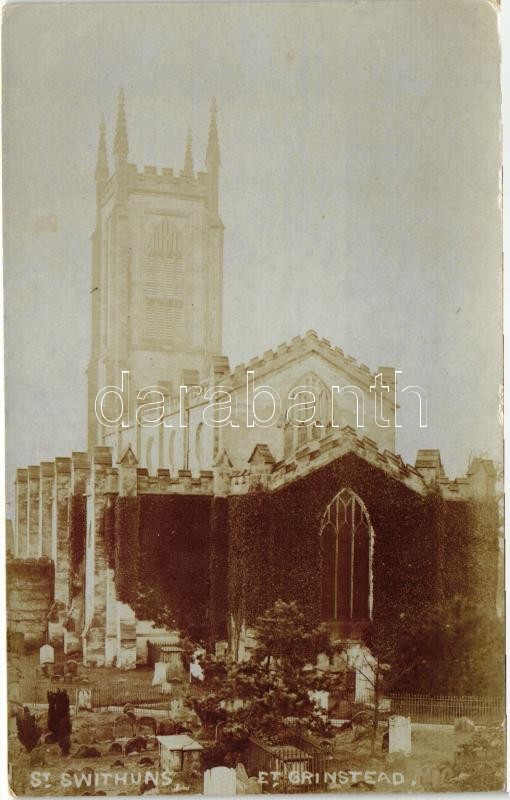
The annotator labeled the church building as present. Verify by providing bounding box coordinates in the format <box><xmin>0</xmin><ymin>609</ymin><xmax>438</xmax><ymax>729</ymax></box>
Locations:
<box><xmin>8</xmin><ymin>92</ymin><xmax>500</xmax><ymax>683</ymax></box>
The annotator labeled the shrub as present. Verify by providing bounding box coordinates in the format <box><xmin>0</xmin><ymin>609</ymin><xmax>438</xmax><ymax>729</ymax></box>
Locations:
<box><xmin>16</xmin><ymin>707</ymin><xmax>41</xmax><ymax>753</ymax></box>
<box><xmin>47</xmin><ymin>690</ymin><xmax>72</xmax><ymax>756</ymax></box>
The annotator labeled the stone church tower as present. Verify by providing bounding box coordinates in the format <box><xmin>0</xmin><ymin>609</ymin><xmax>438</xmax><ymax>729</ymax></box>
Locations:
<box><xmin>87</xmin><ymin>90</ymin><xmax>224</xmax><ymax>449</ymax></box>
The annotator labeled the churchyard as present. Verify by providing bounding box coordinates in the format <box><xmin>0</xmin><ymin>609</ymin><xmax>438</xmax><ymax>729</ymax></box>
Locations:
<box><xmin>9</xmin><ymin>692</ymin><xmax>502</xmax><ymax>795</ymax></box>
<box><xmin>9</xmin><ymin>655</ymin><xmax>505</xmax><ymax>794</ymax></box>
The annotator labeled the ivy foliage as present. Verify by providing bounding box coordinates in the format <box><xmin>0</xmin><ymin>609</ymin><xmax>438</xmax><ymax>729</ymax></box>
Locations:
<box><xmin>113</xmin><ymin>496</ymin><xmax>141</xmax><ymax>606</ymax></box>
<box><xmin>225</xmin><ymin>452</ymin><xmax>500</xmax><ymax>695</ymax></box>
<box><xmin>68</xmin><ymin>494</ymin><xmax>87</xmax><ymax>598</ymax></box>
<box><xmin>105</xmin><ymin>494</ymin><xmax>211</xmax><ymax>640</ymax></box>
<box><xmin>99</xmin><ymin>449</ymin><xmax>499</xmax><ymax>696</ymax></box>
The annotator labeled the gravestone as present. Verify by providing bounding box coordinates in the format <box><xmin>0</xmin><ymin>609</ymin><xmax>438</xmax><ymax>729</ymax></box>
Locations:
<box><xmin>454</xmin><ymin>717</ymin><xmax>475</xmax><ymax>733</ymax></box>
<box><xmin>170</xmin><ymin>698</ymin><xmax>184</xmax><ymax>716</ymax></box>
<box><xmin>77</xmin><ymin>689</ymin><xmax>92</xmax><ymax>710</ymax></box>
<box><xmin>309</xmin><ymin>689</ymin><xmax>329</xmax><ymax>720</ymax></box>
<box><xmin>246</xmin><ymin>777</ymin><xmax>262</xmax><ymax>794</ymax></box>
<box><xmin>388</xmin><ymin>715</ymin><xmax>411</xmax><ymax>756</ymax></box>
<box><xmin>137</xmin><ymin>716</ymin><xmax>158</xmax><ymax>736</ymax></box>
<box><xmin>40</xmin><ymin>644</ymin><xmax>55</xmax><ymax>665</ymax></box>
<box><xmin>113</xmin><ymin>714</ymin><xmax>135</xmax><ymax>739</ymax></box>
<box><xmin>215</xmin><ymin>640</ymin><xmax>228</xmax><ymax>659</ymax></box>
<box><xmin>152</xmin><ymin>661</ymin><xmax>167</xmax><ymax>686</ymax></box>
<box><xmin>125</xmin><ymin>735</ymin><xmax>147</xmax><ymax>755</ymax></box>
<box><xmin>10</xmin><ymin>682</ymin><xmax>21</xmax><ymax>703</ymax></box>
<box><xmin>236</xmin><ymin>762</ymin><xmax>249</xmax><ymax>793</ymax></box>
<box><xmin>74</xmin><ymin>745</ymin><xmax>101</xmax><ymax>758</ymax></box>
<box><xmin>204</xmin><ymin>766</ymin><xmax>237</xmax><ymax>796</ymax></box>
<box><xmin>65</xmin><ymin>659</ymin><xmax>78</xmax><ymax>677</ymax></box>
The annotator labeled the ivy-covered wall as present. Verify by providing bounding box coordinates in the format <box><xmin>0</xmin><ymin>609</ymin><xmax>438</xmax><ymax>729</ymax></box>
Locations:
<box><xmin>209</xmin><ymin>497</ymin><xmax>229</xmax><ymax>640</ymax></box>
<box><xmin>68</xmin><ymin>494</ymin><xmax>87</xmax><ymax>599</ymax></box>
<box><xmin>101</xmin><ymin>451</ymin><xmax>499</xmax><ymax>685</ymax></box>
<box><xmin>225</xmin><ymin>453</ymin><xmax>499</xmax><ymax>647</ymax></box>
<box><xmin>105</xmin><ymin>494</ymin><xmax>213</xmax><ymax>641</ymax></box>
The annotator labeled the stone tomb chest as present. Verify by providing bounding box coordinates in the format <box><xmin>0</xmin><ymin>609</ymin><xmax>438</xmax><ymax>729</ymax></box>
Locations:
<box><xmin>157</xmin><ymin>734</ymin><xmax>203</xmax><ymax>773</ymax></box>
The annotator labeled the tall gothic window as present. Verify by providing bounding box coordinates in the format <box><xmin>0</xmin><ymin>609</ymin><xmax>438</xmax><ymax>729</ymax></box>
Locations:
<box><xmin>195</xmin><ymin>422</ymin><xmax>204</xmax><ymax>468</ymax></box>
<box><xmin>168</xmin><ymin>430</ymin><xmax>176</xmax><ymax>471</ymax></box>
<box><xmin>146</xmin><ymin>436</ymin><xmax>155</xmax><ymax>475</ymax></box>
<box><xmin>320</xmin><ymin>489</ymin><xmax>372</xmax><ymax>623</ymax></box>
<box><xmin>283</xmin><ymin>374</ymin><xmax>331</xmax><ymax>458</ymax></box>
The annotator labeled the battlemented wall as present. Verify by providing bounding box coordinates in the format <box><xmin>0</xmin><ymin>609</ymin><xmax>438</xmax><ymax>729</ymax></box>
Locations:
<box><xmin>9</xmin><ymin>420</ymin><xmax>497</xmax><ymax>659</ymax></box>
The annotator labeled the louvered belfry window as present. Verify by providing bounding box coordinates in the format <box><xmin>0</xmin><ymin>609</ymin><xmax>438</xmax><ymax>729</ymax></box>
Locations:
<box><xmin>320</xmin><ymin>488</ymin><xmax>372</xmax><ymax>622</ymax></box>
<box><xmin>144</xmin><ymin>220</ymin><xmax>185</xmax><ymax>341</ymax></box>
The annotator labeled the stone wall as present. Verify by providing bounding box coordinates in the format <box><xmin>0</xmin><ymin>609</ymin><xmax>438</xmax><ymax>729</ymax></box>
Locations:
<box><xmin>7</xmin><ymin>558</ymin><xmax>54</xmax><ymax>648</ymax></box>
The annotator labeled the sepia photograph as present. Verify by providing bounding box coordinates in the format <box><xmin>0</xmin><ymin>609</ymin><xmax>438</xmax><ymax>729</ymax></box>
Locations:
<box><xmin>2</xmin><ymin>1</ymin><xmax>505</xmax><ymax>795</ymax></box>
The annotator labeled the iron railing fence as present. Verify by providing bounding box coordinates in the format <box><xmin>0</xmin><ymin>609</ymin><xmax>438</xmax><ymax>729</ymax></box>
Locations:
<box><xmin>385</xmin><ymin>693</ymin><xmax>505</xmax><ymax>726</ymax></box>
<box><xmin>329</xmin><ymin>692</ymin><xmax>505</xmax><ymax>727</ymax></box>
<box><xmin>13</xmin><ymin>680</ymin><xmax>205</xmax><ymax>710</ymax></box>
<box><xmin>12</xmin><ymin>682</ymin><xmax>505</xmax><ymax>729</ymax></box>
<box><xmin>243</xmin><ymin>736</ymin><xmax>328</xmax><ymax>793</ymax></box>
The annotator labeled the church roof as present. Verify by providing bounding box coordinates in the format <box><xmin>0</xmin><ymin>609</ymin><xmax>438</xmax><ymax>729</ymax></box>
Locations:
<box><xmin>221</xmin><ymin>329</ymin><xmax>389</xmax><ymax>396</ymax></box>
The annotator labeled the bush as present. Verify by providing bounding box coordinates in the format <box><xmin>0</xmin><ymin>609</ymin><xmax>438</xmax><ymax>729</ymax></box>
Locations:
<box><xmin>47</xmin><ymin>690</ymin><xmax>72</xmax><ymax>756</ymax></box>
<box><xmin>16</xmin><ymin>707</ymin><xmax>41</xmax><ymax>753</ymax></box>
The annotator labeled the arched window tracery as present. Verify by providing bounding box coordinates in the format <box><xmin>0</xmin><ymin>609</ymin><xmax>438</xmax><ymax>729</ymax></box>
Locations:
<box><xmin>320</xmin><ymin>488</ymin><xmax>373</xmax><ymax>624</ymax></box>
<box><xmin>283</xmin><ymin>373</ymin><xmax>331</xmax><ymax>457</ymax></box>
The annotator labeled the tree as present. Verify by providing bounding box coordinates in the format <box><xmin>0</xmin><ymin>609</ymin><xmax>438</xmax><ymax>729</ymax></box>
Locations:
<box><xmin>355</xmin><ymin>595</ymin><xmax>505</xmax><ymax>754</ymax></box>
<box><xmin>47</xmin><ymin>689</ymin><xmax>72</xmax><ymax>755</ymax></box>
<box><xmin>252</xmin><ymin>599</ymin><xmax>333</xmax><ymax>672</ymax></box>
<box><xmin>365</xmin><ymin>596</ymin><xmax>505</xmax><ymax>697</ymax></box>
<box><xmin>16</xmin><ymin>707</ymin><xmax>41</xmax><ymax>753</ymax></box>
<box><xmin>191</xmin><ymin>600</ymin><xmax>347</xmax><ymax>747</ymax></box>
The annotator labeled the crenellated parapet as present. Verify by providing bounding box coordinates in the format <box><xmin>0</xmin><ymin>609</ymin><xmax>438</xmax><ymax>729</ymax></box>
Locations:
<box><xmin>268</xmin><ymin>426</ymin><xmax>426</xmax><ymax>495</ymax></box>
<box><xmin>137</xmin><ymin>468</ymin><xmax>214</xmax><ymax>494</ymax></box>
<box><xmin>223</xmin><ymin>329</ymin><xmax>387</xmax><ymax>394</ymax></box>
<box><xmin>414</xmin><ymin>450</ymin><xmax>497</xmax><ymax>501</ymax></box>
<box><xmin>224</xmin><ymin>428</ymin><xmax>497</xmax><ymax>502</ymax></box>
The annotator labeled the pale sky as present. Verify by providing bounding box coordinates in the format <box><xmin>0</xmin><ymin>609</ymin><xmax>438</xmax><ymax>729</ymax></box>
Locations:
<box><xmin>3</xmin><ymin>0</ymin><xmax>502</xmax><ymax>512</ymax></box>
